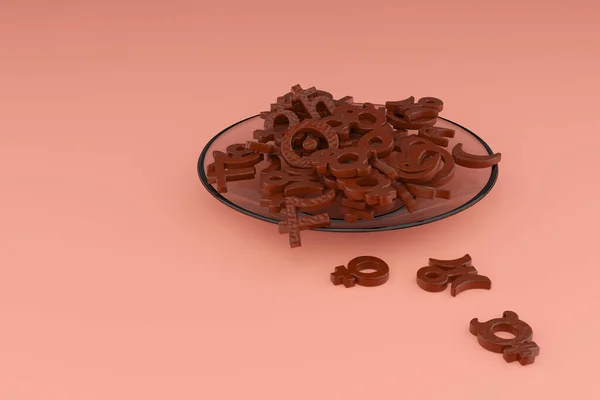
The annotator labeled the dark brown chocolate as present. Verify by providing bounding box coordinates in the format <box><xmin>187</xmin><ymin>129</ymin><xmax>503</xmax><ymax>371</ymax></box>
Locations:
<box><xmin>452</xmin><ymin>143</ymin><xmax>502</xmax><ymax>168</ymax></box>
<box><xmin>330</xmin><ymin>256</ymin><xmax>390</xmax><ymax>288</ymax></box>
<box><xmin>281</xmin><ymin>120</ymin><xmax>339</xmax><ymax>168</ymax></box>
<box><xmin>470</xmin><ymin>311</ymin><xmax>540</xmax><ymax>365</ymax></box>
<box><xmin>338</xmin><ymin>172</ymin><xmax>397</xmax><ymax>206</ymax></box>
<box><xmin>278</xmin><ymin>190</ymin><xmax>336</xmax><ymax>247</ymax></box>
<box><xmin>310</xmin><ymin>147</ymin><xmax>374</xmax><ymax>179</ymax></box>
<box><xmin>206</xmin><ymin>150</ymin><xmax>263</xmax><ymax>193</ymax></box>
<box><xmin>416</xmin><ymin>254</ymin><xmax>491</xmax><ymax>296</ymax></box>
<box><xmin>418</xmin><ymin>126</ymin><xmax>455</xmax><ymax>147</ymax></box>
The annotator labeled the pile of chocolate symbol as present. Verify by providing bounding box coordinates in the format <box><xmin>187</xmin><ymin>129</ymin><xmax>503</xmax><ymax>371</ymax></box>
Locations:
<box><xmin>206</xmin><ymin>85</ymin><xmax>502</xmax><ymax>248</ymax></box>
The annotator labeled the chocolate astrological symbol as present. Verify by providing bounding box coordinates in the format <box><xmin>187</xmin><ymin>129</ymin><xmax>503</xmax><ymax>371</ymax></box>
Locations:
<box><xmin>330</xmin><ymin>256</ymin><xmax>390</xmax><ymax>288</ymax></box>
<box><xmin>416</xmin><ymin>254</ymin><xmax>491</xmax><ymax>297</ymax></box>
<box><xmin>470</xmin><ymin>311</ymin><xmax>540</xmax><ymax>365</ymax></box>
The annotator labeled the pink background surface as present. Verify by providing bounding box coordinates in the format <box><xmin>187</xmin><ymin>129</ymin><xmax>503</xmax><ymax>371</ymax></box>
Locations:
<box><xmin>1</xmin><ymin>1</ymin><xmax>599</xmax><ymax>398</ymax></box>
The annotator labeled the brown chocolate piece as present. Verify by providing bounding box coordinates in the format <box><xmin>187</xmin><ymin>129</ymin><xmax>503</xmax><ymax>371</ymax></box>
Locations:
<box><xmin>279</xmin><ymin>213</ymin><xmax>331</xmax><ymax>233</ymax></box>
<box><xmin>385</xmin><ymin>97</ymin><xmax>441</xmax><ymax>130</ymax></box>
<box><xmin>289</xmin><ymin>84</ymin><xmax>337</xmax><ymax>119</ymax></box>
<box><xmin>396</xmin><ymin>135</ymin><xmax>456</xmax><ymax>187</ymax></box>
<box><xmin>330</xmin><ymin>256</ymin><xmax>390</xmax><ymax>288</ymax></box>
<box><xmin>342</xmin><ymin>207</ymin><xmax>375</xmax><ymax>223</ymax></box>
<box><xmin>452</xmin><ymin>143</ymin><xmax>502</xmax><ymax>168</ymax></box>
<box><xmin>293</xmin><ymin>188</ymin><xmax>337</xmax><ymax>212</ymax></box>
<box><xmin>417</xmin><ymin>97</ymin><xmax>444</xmax><ymax>112</ymax></box>
<box><xmin>253</xmin><ymin>128</ymin><xmax>282</xmax><ymax>145</ymax></box>
<box><xmin>321</xmin><ymin>103</ymin><xmax>387</xmax><ymax>140</ymax></box>
<box><xmin>338</xmin><ymin>172</ymin><xmax>397</xmax><ymax>206</ymax></box>
<box><xmin>206</xmin><ymin>150</ymin><xmax>263</xmax><ymax>193</ymax></box>
<box><xmin>261</xmin><ymin>154</ymin><xmax>282</xmax><ymax>174</ymax></box>
<box><xmin>246</xmin><ymin>141</ymin><xmax>279</xmax><ymax>154</ymax></box>
<box><xmin>278</xmin><ymin>191</ymin><xmax>335</xmax><ymax>247</ymax></box>
<box><xmin>341</xmin><ymin>198</ymin><xmax>367</xmax><ymax>210</ymax></box>
<box><xmin>385</xmin><ymin>97</ymin><xmax>415</xmax><ymax>111</ymax></box>
<box><xmin>386</xmin><ymin>150</ymin><xmax>443</xmax><ymax>184</ymax></box>
<box><xmin>226</xmin><ymin>143</ymin><xmax>256</xmax><ymax>158</ymax></box>
<box><xmin>394</xmin><ymin>183</ymin><xmax>417</xmax><ymax>213</ymax></box>
<box><xmin>418</xmin><ymin>126</ymin><xmax>455</xmax><ymax>147</ymax></box>
<box><xmin>281</xmin><ymin>120</ymin><xmax>339</xmax><ymax>168</ymax></box>
<box><xmin>416</xmin><ymin>254</ymin><xmax>491</xmax><ymax>296</ymax></box>
<box><xmin>310</xmin><ymin>147</ymin><xmax>374</xmax><ymax>179</ymax></box>
<box><xmin>370</xmin><ymin>158</ymin><xmax>399</xmax><ymax>180</ymax></box>
<box><xmin>357</xmin><ymin>124</ymin><xmax>395</xmax><ymax>158</ymax></box>
<box><xmin>470</xmin><ymin>311</ymin><xmax>540</xmax><ymax>365</ymax></box>
<box><xmin>281</xmin><ymin>198</ymin><xmax>302</xmax><ymax>248</ymax></box>
<box><xmin>264</xmin><ymin>110</ymin><xmax>300</xmax><ymax>132</ymax></box>
<box><xmin>261</xmin><ymin>169</ymin><xmax>322</xmax><ymax>196</ymax></box>
<box><xmin>405</xmin><ymin>184</ymin><xmax>451</xmax><ymax>199</ymax></box>
<box><xmin>260</xmin><ymin>191</ymin><xmax>286</xmax><ymax>213</ymax></box>
<box><xmin>339</xmin><ymin>137</ymin><xmax>360</xmax><ymax>148</ymax></box>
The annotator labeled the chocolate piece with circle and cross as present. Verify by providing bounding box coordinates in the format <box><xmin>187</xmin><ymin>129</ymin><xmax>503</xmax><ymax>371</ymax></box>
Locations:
<box><xmin>470</xmin><ymin>311</ymin><xmax>540</xmax><ymax>365</ymax></box>
<box><xmin>330</xmin><ymin>256</ymin><xmax>390</xmax><ymax>288</ymax></box>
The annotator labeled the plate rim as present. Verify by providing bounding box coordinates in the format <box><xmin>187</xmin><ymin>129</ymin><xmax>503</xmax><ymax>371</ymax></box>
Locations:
<box><xmin>197</xmin><ymin>115</ymin><xmax>499</xmax><ymax>232</ymax></box>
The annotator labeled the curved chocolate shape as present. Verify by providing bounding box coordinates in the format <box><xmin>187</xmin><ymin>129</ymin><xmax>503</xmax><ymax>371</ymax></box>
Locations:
<box><xmin>452</xmin><ymin>274</ymin><xmax>491</xmax><ymax>296</ymax></box>
<box><xmin>338</xmin><ymin>172</ymin><xmax>397</xmax><ymax>206</ymax></box>
<box><xmin>452</xmin><ymin>143</ymin><xmax>502</xmax><ymax>168</ymax></box>
<box><xmin>417</xmin><ymin>254</ymin><xmax>491</xmax><ymax>297</ymax></box>
<box><xmin>246</xmin><ymin>141</ymin><xmax>279</xmax><ymax>154</ymax></box>
<box><xmin>386</xmin><ymin>100</ymin><xmax>439</xmax><ymax>130</ymax></box>
<box><xmin>405</xmin><ymin>184</ymin><xmax>451</xmax><ymax>200</ymax></box>
<box><xmin>418</xmin><ymin>126</ymin><xmax>455</xmax><ymax>147</ymax></box>
<box><xmin>417</xmin><ymin>97</ymin><xmax>444</xmax><ymax>112</ymax></box>
<box><xmin>387</xmin><ymin>150</ymin><xmax>443</xmax><ymax>184</ymax></box>
<box><xmin>398</xmin><ymin>136</ymin><xmax>455</xmax><ymax>187</ymax></box>
<box><xmin>289</xmin><ymin>85</ymin><xmax>337</xmax><ymax>120</ymax></box>
<box><xmin>261</xmin><ymin>169</ymin><xmax>321</xmax><ymax>194</ymax></box>
<box><xmin>358</xmin><ymin>125</ymin><xmax>395</xmax><ymax>158</ymax></box>
<box><xmin>429</xmin><ymin>254</ymin><xmax>472</xmax><ymax>268</ymax></box>
<box><xmin>331</xmin><ymin>256</ymin><xmax>390</xmax><ymax>288</ymax></box>
<box><xmin>394</xmin><ymin>183</ymin><xmax>417</xmax><ymax>213</ymax></box>
<box><xmin>371</xmin><ymin>158</ymin><xmax>399</xmax><ymax>180</ymax></box>
<box><xmin>470</xmin><ymin>311</ymin><xmax>540</xmax><ymax>365</ymax></box>
<box><xmin>385</xmin><ymin>97</ymin><xmax>415</xmax><ymax>111</ymax></box>
<box><xmin>328</xmin><ymin>148</ymin><xmax>374</xmax><ymax>179</ymax></box>
<box><xmin>309</xmin><ymin>147</ymin><xmax>374</xmax><ymax>179</ymax></box>
<box><xmin>281</xmin><ymin>120</ymin><xmax>339</xmax><ymax>168</ymax></box>
<box><xmin>264</xmin><ymin>110</ymin><xmax>300</xmax><ymax>132</ymax></box>
<box><xmin>227</xmin><ymin>143</ymin><xmax>256</xmax><ymax>158</ymax></box>
<box><xmin>261</xmin><ymin>154</ymin><xmax>282</xmax><ymax>174</ymax></box>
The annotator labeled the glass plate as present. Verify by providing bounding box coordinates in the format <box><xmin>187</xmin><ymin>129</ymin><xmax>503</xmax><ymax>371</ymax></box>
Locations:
<box><xmin>197</xmin><ymin>110</ymin><xmax>499</xmax><ymax>232</ymax></box>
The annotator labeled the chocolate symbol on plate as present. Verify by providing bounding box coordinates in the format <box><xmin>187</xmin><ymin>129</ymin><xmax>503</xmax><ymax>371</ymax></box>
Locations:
<box><xmin>281</xmin><ymin>120</ymin><xmax>339</xmax><ymax>168</ymax></box>
<box><xmin>385</xmin><ymin>97</ymin><xmax>442</xmax><ymax>130</ymax></box>
<box><xmin>321</xmin><ymin>103</ymin><xmax>388</xmax><ymax>140</ymax></box>
<box><xmin>330</xmin><ymin>256</ymin><xmax>390</xmax><ymax>288</ymax></box>
<box><xmin>470</xmin><ymin>311</ymin><xmax>540</xmax><ymax>365</ymax></box>
<box><xmin>261</xmin><ymin>169</ymin><xmax>323</xmax><ymax>197</ymax></box>
<box><xmin>452</xmin><ymin>143</ymin><xmax>502</xmax><ymax>168</ymax></box>
<box><xmin>416</xmin><ymin>254</ymin><xmax>491</xmax><ymax>296</ymax></box>
<box><xmin>206</xmin><ymin>148</ymin><xmax>263</xmax><ymax>193</ymax></box>
<box><xmin>418</xmin><ymin>126</ymin><xmax>455</xmax><ymax>147</ymax></box>
<box><xmin>309</xmin><ymin>147</ymin><xmax>374</xmax><ymax>179</ymax></box>
<box><xmin>337</xmin><ymin>171</ymin><xmax>397</xmax><ymax>206</ymax></box>
<box><xmin>288</xmin><ymin>84</ymin><xmax>337</xmax><ymax>120</ymax></box>
<box><xmin>278</xmin><ymin>190</ymin><xmax>336</xmax><ymax>247</ymax></box>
